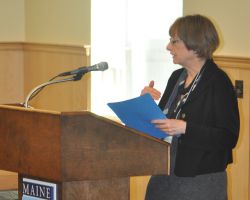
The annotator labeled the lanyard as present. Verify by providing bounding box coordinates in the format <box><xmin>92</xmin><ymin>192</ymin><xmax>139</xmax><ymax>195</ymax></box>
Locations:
<box><xmin>163</xmin><ymin>66</ymin><xmax>206</xmax><ymax>119</ymax></box>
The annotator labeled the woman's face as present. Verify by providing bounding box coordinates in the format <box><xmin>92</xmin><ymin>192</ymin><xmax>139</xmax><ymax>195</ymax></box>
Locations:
<box><xmin>166</xmin><ymin>36</ymin><xmax>196</xmax><ymax>67</ymax></box>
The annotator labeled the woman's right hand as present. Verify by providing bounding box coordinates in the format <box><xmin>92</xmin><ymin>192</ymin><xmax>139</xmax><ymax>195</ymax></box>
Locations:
<box><xmin>140</xmin><ymin>80</ymin><xmax>161</xmax><ymax>100</ymax></box>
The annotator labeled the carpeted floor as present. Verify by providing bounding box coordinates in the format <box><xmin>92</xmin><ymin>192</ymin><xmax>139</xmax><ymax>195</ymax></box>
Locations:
<box><xmin>0</xmin><ymin>190</ymin><xmax>18</xmax><ymax>200</ymax></box>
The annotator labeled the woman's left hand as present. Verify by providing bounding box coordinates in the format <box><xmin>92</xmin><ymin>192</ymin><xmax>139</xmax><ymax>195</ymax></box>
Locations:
<box><xmin>151</xmin><ymin>119</ymin><xmax>187</xmax><ymax>136</ymax></box>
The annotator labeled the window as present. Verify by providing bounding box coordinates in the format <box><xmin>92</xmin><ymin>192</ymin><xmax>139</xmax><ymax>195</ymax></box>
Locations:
<box><xmin>91</xmin><ymin>0</ymin><xmax>182</xmax><ymax>116</ymax></box>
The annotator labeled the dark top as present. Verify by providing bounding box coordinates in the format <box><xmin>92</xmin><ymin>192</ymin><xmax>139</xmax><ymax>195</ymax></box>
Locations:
<box><xmin>159</xmin><ymin>59</ymin><xmax>240</xmax><ymax>177</ymax></box>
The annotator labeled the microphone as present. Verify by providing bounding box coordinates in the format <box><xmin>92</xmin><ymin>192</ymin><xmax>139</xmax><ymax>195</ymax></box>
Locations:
<box><xmin>58</xmin><ymin>62</ymin><xmax>108</xmax><ymax>76</ymax></box>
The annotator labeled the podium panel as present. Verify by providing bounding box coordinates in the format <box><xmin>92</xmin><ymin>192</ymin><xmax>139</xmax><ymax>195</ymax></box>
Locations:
<box><xmin>0</xmin><ymin>105</ymin><xmax>169</xmax><ymax>200</ymax></box>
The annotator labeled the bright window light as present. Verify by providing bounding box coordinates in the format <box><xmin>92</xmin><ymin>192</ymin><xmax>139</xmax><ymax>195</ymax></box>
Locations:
<box><xmin>91</xmin><ymin>0</ymin><xmax>182</xmax><ymax>116</ymax></box>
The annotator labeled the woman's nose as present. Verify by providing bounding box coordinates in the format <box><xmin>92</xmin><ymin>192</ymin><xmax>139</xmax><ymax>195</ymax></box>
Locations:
<box><xmin>166</xmin><ymin>42</ymin><xmax>171</xmax><ymax>51</ymax></box>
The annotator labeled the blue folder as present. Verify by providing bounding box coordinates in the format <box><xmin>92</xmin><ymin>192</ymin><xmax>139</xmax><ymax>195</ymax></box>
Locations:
<box><xmin>107</xmin><ymin>94</ymin><xmax>168</xmax><ymax>139</ymax></box>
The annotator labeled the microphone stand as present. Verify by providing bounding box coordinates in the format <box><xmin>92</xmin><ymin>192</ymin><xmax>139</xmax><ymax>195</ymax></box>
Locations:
<box><xmin>23</xmin><ymin>73</ymin><xmax>84</xmax><ymax>108</ymax></box>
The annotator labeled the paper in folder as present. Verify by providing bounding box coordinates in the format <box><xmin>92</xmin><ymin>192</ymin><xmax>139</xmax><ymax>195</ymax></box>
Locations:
<box><xmin>107</xmin><ymin>94</ymin><xmax>168</xmax><ymax>139</ymax></box>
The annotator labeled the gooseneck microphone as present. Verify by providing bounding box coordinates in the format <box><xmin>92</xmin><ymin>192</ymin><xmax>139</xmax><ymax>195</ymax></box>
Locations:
<box><xmin>23</xmin><ymin>62</ymin><xmax>109</xmax><ymax>108</ymax></box>
<box><xmin>58</xmin><ymin>62</ymin><xmax>109</xmax><ymax>76</ymax></box>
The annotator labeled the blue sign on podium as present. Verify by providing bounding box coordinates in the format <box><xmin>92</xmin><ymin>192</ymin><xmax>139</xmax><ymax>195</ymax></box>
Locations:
<box><xmin>22</xmin><ymin>178</ymin><xmax>57</xmax><ymax>200</ymax></box>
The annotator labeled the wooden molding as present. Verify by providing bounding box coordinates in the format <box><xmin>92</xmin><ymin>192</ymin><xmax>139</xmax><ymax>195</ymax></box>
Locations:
<box><xmin>0</xmin><ymin>42</ymin><xmax>23</xmax><ymax>51</ymax></box>
<box><xmin>23</xmin><ymin>42</ymin><xmax>89</xmax><ymax>56</ymax></box>
<box><xmin>0</xmin><ymin>42</ymin><xmax>88</xmax><ymax>56</ymax></box>
<box><xmin>214</xmin><ymin>55</ymin><xmax>250</xmax><ymax>69</ymax></box>
<box><xmin>0</xmin><ymin>42</ymin><xmax>89</xmax><ymax>55</ymax></box>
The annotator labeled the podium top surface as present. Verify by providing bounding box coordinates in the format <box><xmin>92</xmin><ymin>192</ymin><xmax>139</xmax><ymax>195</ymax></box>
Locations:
<box><xmin>0</xmin><ymin>104</ymin><xmax>118</xmax><ymax>120</ymax></box>
<box><xmin>0</xmin><ymin>104</ymin><xmax>61</xmax><ymax>115</ymax></box>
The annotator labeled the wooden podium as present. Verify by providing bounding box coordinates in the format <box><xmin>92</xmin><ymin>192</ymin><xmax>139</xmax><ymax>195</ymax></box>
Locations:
<box><xmin>0</xmin><ymin>105</ymin><xmax>169</xmax><ymax>200</ymax></box>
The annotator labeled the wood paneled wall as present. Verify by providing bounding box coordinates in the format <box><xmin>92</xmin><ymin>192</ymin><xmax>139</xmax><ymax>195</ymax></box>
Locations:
<box><xmin>23</xmin><ymin>43</ymin><xmax>91</xmax><ymax>111</ymax></box>
<box><xmin>214</xmin><ymin>55</ymin><xmax>250</xmax><ymax>200</ymax></box>
<box><xmin>0</xmin><ymin>43</ymin><xmax>24</xmax><ymax>105</ymax></box>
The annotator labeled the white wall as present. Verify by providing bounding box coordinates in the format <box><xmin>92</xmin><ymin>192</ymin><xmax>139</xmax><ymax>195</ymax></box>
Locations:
<box><xmin>0</xmin><ymin>0</ymin><xmax>25</xmax><ymax>41</ymax></box>
<box><xmin>1</xmin><ymin>0</ymin><xmax>249</xmax><ymax>57</ymax></box>
<box><xmin>25</xmin><ymin>0</ymin><xmax>91</xmax><ymax>45</ymax></box>
<box><xmin>184</xmin><ymin>0</ymin><xmax>250</xmax><ymax>57</ymax></box>
<box><xmin>0</xmin><ymin>0</ymin><xmax>90</xmax><ymax>45</ymax></box>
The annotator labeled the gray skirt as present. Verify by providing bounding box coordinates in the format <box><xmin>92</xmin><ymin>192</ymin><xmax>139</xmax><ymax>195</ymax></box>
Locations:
<box><xmin>145</xmin><ymin>171</ymin><xmax>227</xmax><ymax>200</ymax></box>
<box><xmin>145</xmin><ymin>137</ymin><xmax>227</xmax><ymax>200</ymax></box>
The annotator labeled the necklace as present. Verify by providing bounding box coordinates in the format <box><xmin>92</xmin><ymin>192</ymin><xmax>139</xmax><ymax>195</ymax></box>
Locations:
<box><xmin>174</xmin><ymin>66</ymin><xmax>206</xmax><ymax>118</ymax></box>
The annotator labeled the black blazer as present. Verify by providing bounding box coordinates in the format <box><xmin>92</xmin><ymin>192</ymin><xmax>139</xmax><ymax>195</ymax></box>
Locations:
<box><xmin>159</xmin><ymin>59</ymin><xmax>240</xmax><ymax>177</ymax></box>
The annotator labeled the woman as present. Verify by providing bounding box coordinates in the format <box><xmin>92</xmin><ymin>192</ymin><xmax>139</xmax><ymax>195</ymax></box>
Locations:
<box><xmin>141</xmin><ymin>14</ymin><xmax>240</xmax><ymax>200</ymax></box>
